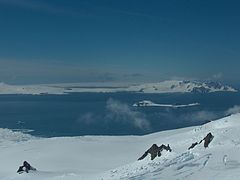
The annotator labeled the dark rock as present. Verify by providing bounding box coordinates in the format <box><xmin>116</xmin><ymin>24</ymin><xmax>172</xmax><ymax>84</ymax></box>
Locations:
<box><xmin>139</xmin><ymin>88</ymin><xmax>144</xmax><ymax>92</ymax></box>
<box><xmin>191</xmin><ymin>87</ymin><xmax>210</xmax><ymax>93</ymax></box>
<box><xmin>171</xmin><ymin>85</ymin><xmax>176</xmax><ymax>89</ymax></box>
<box><xmin>138</xmin><ymin>144</ymin><xmax>172</xmax><ymax>161</ymax></box>
<box><xmin>188</xmin><ymin>142</ymin><xmax>198</xmax><ymax>150</ymax></box>
<box><xmin>65</xmin><ymin>88</ymin><xmax>73</xmax><ymax>90</ymax></box>
<box><xmin>203</xmin><ymin>133</ymin><xmax>214</xmax><ymax>148</ymax></box>
<box><xmin>188</xmin><ymin>132</ymin><xmax>214</xmax><ymax>150</ymax></box>
<box><xmin>205</xmin><ymin>81</ymin><xmax>222</xmax><ymax>89</ymax></box>
<box><xmin>183</xmin><ymin>80</ymin><xmax>190</xmax><ymax>84</ymax></box>
<box><xmin>17</xmin><ymin>161</ymin><xmax>36</xmax><ymax>174</ymax></box>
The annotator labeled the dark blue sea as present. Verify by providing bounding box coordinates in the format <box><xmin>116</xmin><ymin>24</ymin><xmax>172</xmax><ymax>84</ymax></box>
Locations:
<box><xmin>0</xmin><ymin>92</ymin><xmax>239</xmax><ymax>137</ymax></box>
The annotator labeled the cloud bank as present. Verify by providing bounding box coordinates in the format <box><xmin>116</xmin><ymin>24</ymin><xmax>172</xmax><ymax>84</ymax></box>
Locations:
<box><xmin>183</xmin><ymin>111</ymin><xmax>218</xmax><ymax>123</ymax></box>
<box><xmin>225</xmin><ymin>105</ymin><xmax>240</xmax><ymax>115</ymax></box>
<box><xmin>106</xmin><ymin>98</ymin><xmax>151</xmax><ymax>130</ymax></box>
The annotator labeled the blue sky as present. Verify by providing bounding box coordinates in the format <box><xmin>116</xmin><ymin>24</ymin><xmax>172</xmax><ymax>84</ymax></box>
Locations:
<box><xmin>0</xmin><ymin>0</ymin><xmax>239</xmax><ymax>84</ymax></box>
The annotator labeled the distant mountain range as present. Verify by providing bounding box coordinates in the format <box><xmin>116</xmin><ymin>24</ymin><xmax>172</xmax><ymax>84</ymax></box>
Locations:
<box><xmin>127</xmin><ymin>80</ymin><xmax>237</xmax><ymax>93</ymax></box>
<box><xmin>0</xmin><ymin>80</ymin><xmax>237</xmax><ymax>95</ymax></box>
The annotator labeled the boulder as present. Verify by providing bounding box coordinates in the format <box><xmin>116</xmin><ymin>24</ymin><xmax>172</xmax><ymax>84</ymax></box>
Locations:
<box><xmin>203</xmin><ymin>133</ymin><xmax>214</xmax><ymax>148</ymax></box>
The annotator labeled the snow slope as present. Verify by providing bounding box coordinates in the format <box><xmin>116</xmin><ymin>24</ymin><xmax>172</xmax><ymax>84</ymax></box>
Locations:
<box><xmin>1</xmin><ymin>114</ymin><xmax>240</xmax><ymax>179</ymax></box>
<box><xmin>0</xmin><ymin>80</ymin><xmax>237</xmax><ymax>95</ymax></box>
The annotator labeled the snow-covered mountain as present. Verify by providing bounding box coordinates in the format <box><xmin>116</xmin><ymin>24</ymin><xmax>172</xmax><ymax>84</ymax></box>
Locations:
<box><xmin>0</xmin><ymin>80</ymin><xmax>237</xmax><ymax>95</ymax></box>
<box><xmin>127</xmin><ymin>80</ymin><xmax>237</xmax><ymax>93</ymax></box>
<box><xmin>1</xmin><ymin>113</ymin><xmax>240</xmax><ymax>179</ymax></box>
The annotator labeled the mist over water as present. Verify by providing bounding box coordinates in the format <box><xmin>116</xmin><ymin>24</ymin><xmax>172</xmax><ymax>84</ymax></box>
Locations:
<box><xmin>0</xmin><ymin>92</ymin><xmax>239</xmax><ymax>137</ymax></box>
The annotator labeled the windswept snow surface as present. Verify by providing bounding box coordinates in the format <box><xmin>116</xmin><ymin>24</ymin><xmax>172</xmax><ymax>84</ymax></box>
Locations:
<box><xmin>0</xmin><ymin>80</ymin><xmax>237</xmax><ymax>95</ymax></box>
<box><xmin>1</xmin><ymin>114</ymin><xmax>240</xmax><ymax>179</ymax></box>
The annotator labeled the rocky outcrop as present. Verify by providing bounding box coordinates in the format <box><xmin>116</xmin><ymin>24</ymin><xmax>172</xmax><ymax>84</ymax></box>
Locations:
<box><xmin>188</xmin><ymin>132</ymin><xmax>214</xmax><ymax>150</ymax></box>
<box><xmin>191</xmin><ymin>87</ymin><xmax>210</xmax><ymax>93</ymax></box>
<box><xmin>188</xmin><ymin>142</ymin><xmax>198</xmax><ymax>150</ymax></box>
<box><xmin>203</xmin><ymin>132</ymin><xmax>214</xmax><ymax>148</ymax></box>
<box><xmin>138</xmin><ymin>144</ymin><xmax>172</xmax><ymax>160</ymax></box>
<box><xmin>17</xmin><ymin>161</ymin><xmax>36</xmax><ymax>174</ymax></box>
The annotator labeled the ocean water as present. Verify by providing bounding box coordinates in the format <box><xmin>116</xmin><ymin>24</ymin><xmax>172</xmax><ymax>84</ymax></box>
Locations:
<box><xmin>0</xmin><ymin>92</ymin><xmax>239</xmax><ymax>137</ymax></box>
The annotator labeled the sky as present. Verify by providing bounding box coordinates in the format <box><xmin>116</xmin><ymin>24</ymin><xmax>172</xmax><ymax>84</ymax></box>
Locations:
<box><xmin>0</xmin><ymin>0</ymin><xmax>239</xmax><ymax>84</ymax></box>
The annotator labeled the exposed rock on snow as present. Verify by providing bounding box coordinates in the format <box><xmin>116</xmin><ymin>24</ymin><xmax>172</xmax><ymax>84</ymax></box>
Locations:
<box><xmin>203</xmin><ymin>132</ymin><xmax>214</xmax><ymax>148</ymax></box>
<box><xmin>188</xmin><ymin>142</ymin><xmax>198</xmax><ymax>150</ymax></box>
<box><xmin>138</xmin><ymin>144</ymin><xmax>172</xmax><ymax>160</ymax></box>
<box><xmin>17</xmin><ymin>161</ymin><xmax>36</xmax><ymax>174</ymax></box>
<box><xmin>188</xmin><ymin>132</ymin><xmax>214</xmax><ymax>150</ymax></box>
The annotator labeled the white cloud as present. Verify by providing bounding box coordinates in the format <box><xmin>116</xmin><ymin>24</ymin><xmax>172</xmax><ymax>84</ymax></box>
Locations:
<box><xmin>212</xmin><ymin>72</ymin><xmax>223</xmax><ymax>80</ymax></box>
<box><xmin>77</xmin><ymin>112</ymin><xmax>96</xmax><ymax>125</ymax></box>
<box><xmin>156</xmin><ymin>110</ymin><xmax>218</xmax><ymax>124</ymax></box>
<box><xmin>225</xmin><ymin>105</ymin><xmax>240</xmax><ymax>115</ymax></box>
<box><xmin>184</xmin><ymin>111</ymin><xmax>218</xmax><ymax>123</ymax></box>
<box><xmin>106</xmin><ymin>98</ymin><xmax>151</xmax><ymax>130</ymax></box>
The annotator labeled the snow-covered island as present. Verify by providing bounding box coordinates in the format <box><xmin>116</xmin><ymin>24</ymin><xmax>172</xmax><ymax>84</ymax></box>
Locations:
<box><xmin>133</xmin><ymin>100</ymin><xmax>200</xmax><ymax>108</ymax></box>
<box><xmin>1</xmin><ymin>113</ymin><xmax>240</xmax><ymax>179</ymax></box>
<box><xmin>127</xmin><ymin>80</ymin><xmax>237</xmax><ymax>93</ymax></box>
<box><xmin>0</xmin><ymin>80</ymin><xmax>237</xmax><ymax>95</ymax></box>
